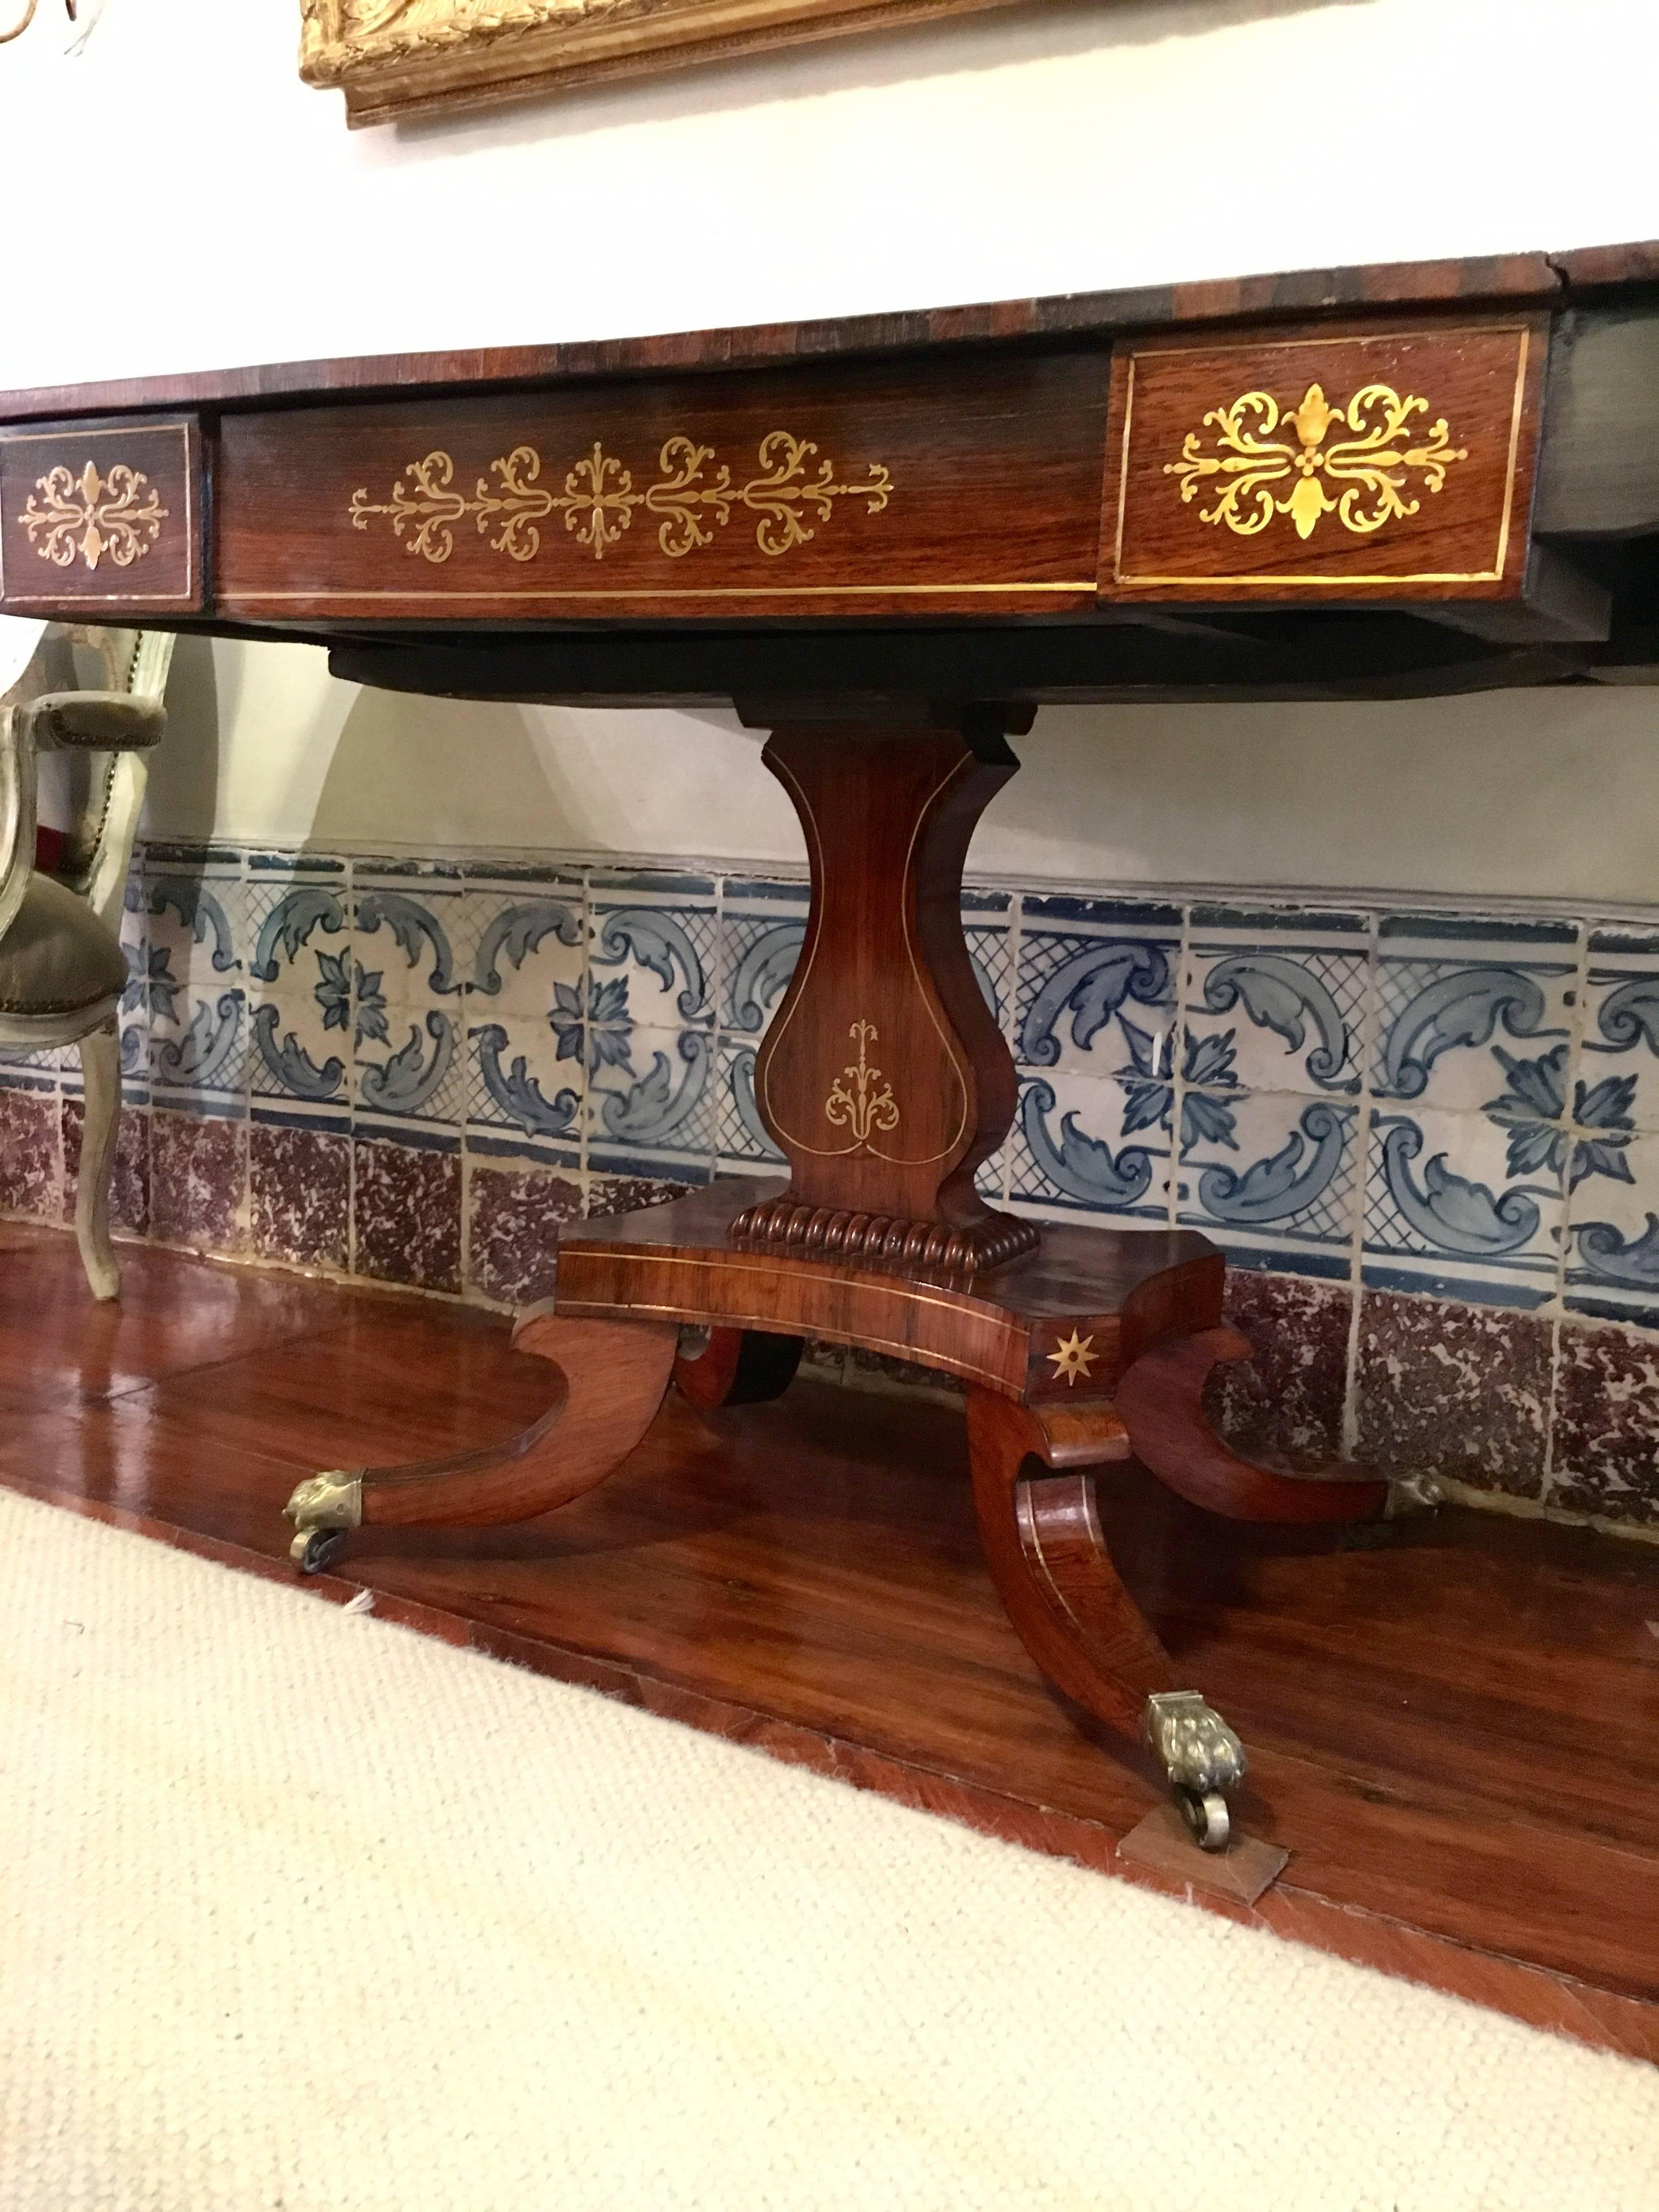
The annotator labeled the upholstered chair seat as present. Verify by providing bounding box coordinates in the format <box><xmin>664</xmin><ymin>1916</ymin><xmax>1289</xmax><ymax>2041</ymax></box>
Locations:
<box><xmin>0</xmin><ymin>872</ymin><xmax>130</xmax><ymax>1018</ymax></box>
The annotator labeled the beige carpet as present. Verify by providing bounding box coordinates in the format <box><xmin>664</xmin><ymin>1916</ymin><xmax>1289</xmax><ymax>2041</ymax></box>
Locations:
<box><xmin>1</xmin><ymin>1487</ymin><xmax>1654</xmax><ymax>2211</ymax></box>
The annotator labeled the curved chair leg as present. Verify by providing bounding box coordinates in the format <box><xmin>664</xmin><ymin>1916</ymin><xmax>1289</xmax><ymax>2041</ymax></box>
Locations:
<box><xmin>1116</xmin><ymin>1327</ymin><xmax>1391</xmax><ymax>1524</ymax></box>
<box><xmin>283</xmin><ymin>1309</ymin><xmax>679</xmax><ymax>1573</ymax></box>
<box><xmin>674</xmin><ymin>1325</ymin><xmax>804</xmax><ymax>1410</ymax></box>
<box><xmin>966</xmin><ymin>1389</ymin><xmax>1246</xmax><ymax>1849</ymax></box>
<box><xmin>74</xmin><ymin>1022</ymin><xmax>122</xmax><ymax>1303</ymax></box>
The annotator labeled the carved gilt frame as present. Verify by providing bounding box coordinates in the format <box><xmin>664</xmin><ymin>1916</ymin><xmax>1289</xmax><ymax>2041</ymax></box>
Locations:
<box><xmin>300</xmin><ymin>0</ymin><xmax>1034</xmax><ymax>126</ymax></box>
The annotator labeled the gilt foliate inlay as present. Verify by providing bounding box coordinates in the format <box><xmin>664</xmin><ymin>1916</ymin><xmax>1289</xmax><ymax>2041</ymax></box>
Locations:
<box><xmin>1165</xmin><ymin>382</ymin><xmax>1468</xmax><ymax>543</ymax></box>
<box><xmin>348</xmin><ymin>432</ymin><xmax>894</xmax><ymax>565</ymax></box>
<box><xmin>16</xmin><ymin>461</ymin><xmax>170</xmax><ymax>573</ymax></box>
<box><xmin>824</xmin><ymin>1022</ymin><xmax>900</xmax><ymax>1149</ymax></box>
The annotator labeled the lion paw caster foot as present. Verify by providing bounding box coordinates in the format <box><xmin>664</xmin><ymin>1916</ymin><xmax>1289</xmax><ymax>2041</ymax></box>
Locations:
<box><xmin>284</xmin><ymin>1469</ymin><xmax>364</xmax><ymax>1576</ymax></box>
<box><xmin>1145</xmin><ymin>1689</ymin><xmax>1247</xmax><ymax>1853</ymax></box>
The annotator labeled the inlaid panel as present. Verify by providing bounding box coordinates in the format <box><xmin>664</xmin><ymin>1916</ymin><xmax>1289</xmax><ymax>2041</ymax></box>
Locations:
<box><xmin>215</xmin><ymin>351</ymin><xmax>1109</xmax><ymax>623</ymax></box>
<box><xmin>0</xmin><ymin>416</ymin><xmax>204</xmax><ymax>613</ymax></box>
<box><xmin>1102</xmin><ymin>319</ymin><xmax>1547</xmax><ymax>601</ymax></box>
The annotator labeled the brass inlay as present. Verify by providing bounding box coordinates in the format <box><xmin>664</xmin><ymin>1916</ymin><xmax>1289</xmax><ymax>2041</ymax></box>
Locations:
<box><xmin>16</xmin><ymin>460</ymin><xmax>170</xmax><ymax>574</ymax></box>
<box><xmin>1047</xmin><ymin>1329</ymin><xmax>1098</xmax><ymax>1387</ymax></box>
<box><xmin>824</xmin><ymin>1021</ymin><xmax>900</xmax><ymax>1149</ymax></box>
<box><xmin>349</xmin><ymin>431</ymin><xmax>893</xmax><ymax>566</ymax></box>
<box><xmin>1165</xmin><ymin>380</ymin><xmax>1467</xmax><ymax>544</ymax></box>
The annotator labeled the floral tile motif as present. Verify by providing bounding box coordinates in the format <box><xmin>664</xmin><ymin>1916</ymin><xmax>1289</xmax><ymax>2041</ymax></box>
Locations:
<box><xmin>1184</xmin><ymin>905</ymin><xmax>1369</xmax><ymax>1096</ymax></box>
<box><xmin>249</xmin><ymin>1121</ymin><xmax>350</xmax><ymax>1271</ymax></box>
<box><xmin>246</xmin><ymin>856</ymin><xmax>352</xmax><ymax>1115</ymax></box>
<box><xmin>720</xmin><ymin>879</ymin><xmax>806</xmax><ymax>1039</ymax></box>
<box><xmin>1015</xmin><ymin>894</ymin><xmax>1181</xmax><ymax>1084</ymax></box>
<box><xmin>1354</xmin><ymin>1290</ymin><xmax>1552</xmax><ymax>1500</ymax></box>
<box><xmin>714</xmin><ymin>1039</ymin><xmax>782</xmax><ymax>1167</ymax></box>
<box><xmin>1564</xmin><ymin>1128</ymin><xmax>1659</xmax><ymax>1327</ymax></box>
<box><xmin>963</xmin><ymin>888</ymin><xmax>1013</xmax><ymax>1034</ymax></box>
<box><xmin>145</xmin><ymin>856</ymin><xmax>246</xmax><ymax>1106</ymax></box>
<box><xmin>1007</xmin><ymin>1073</ymin><xmax>1172</xmax><ymax>1222</ymax></box>
<box><xmin>118</xmin><ymin>870</ymin><xmax>150</xmax><ymax>1102</ymax></box>
<box><xmin>149</xmin><ymin>1108</ymin><xmax>247</xmax><ymax>1252</ymax></box>
<box><xmin>588</xmin><ymin>1024</ymin><xmax>716</xmax><ymax>1178</ymax></box>
<box><xmin>461</xmin><ymin>868</ymin><xmax>586</xmax><ymax>1154</ymax></box>
<box><xmin>465</xmin><ymin>1159</ymin><xmax>583</xmax><ymax>1306</ymax></box>
<box><xmin>591</xmin><ymin>871</ymin><xmax>718</xmax><ymax>1030</ymax></box>
<box><xmin>586</xmin><ymin>874</ymin><xmax>718</xmax><ymax>1180</ymax></box>
<box><xmin>1371</xmin><ymin>914</ymin><xmax>1578</xmax><ymax>1116</ymax></box>
<box><xmin>353</xmin><ymin>862</ymin><xmax>467</xmax><ymax>1128</ymax></box>
<box><xmin>1363</xmin><ymin>1101</ymin><xmax>1564</xmax><ymax>1306</ymax></box>
<box><xmin>1580</xmin><ymin>925</ymin><xmax>1659</xmax><ymax>1133</ymax></box>
<box><xmin>1550</xmin><ymin>1319</ymin><xmax>1659</xmax><ymax>1524</ymax></box>
<box><xmin>353</xmin><ymin>1133</ymin><xmax>460</xmax><ymax>1293</ymax></box>
<box><xmin>1179</xmin><ymin>1090</ymin><xmax>1358</xmax><ymax>1275</ymax></box>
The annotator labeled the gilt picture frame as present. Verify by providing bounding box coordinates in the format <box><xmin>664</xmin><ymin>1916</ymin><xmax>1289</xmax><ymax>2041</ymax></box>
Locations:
<box><xmin>301</xmin><ymin>0</ymin><xmax>1035</xmax><ymax>127</ymax></box>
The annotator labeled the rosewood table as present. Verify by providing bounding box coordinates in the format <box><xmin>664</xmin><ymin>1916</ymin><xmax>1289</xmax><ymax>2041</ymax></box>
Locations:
<box><xmin>5</xmin><ymin>239</ymin><xmax>1657</xmax><ymax>1848</ymax></box>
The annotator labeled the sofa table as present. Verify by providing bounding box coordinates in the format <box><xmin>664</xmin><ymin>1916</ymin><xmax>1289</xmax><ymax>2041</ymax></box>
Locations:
<box><xmin>5</xmin><ymin>238</ymin><xmax>1657</xmax><ymax>1848</ymax></box>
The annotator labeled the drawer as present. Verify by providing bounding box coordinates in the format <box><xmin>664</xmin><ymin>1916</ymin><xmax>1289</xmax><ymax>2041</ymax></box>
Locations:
<box><xmin>1101</xmin><ymin>318</ymin><xmax>1547</xmax><ymax>602</ymax></box>
<box><xmin>0</xmin><ymin>414</ymin><xmax>206</xmax><ymax>614</ymax></box>
<box><xmin>214</xmin><ymin>350</ymin><xmax>1108</xmax><ymax>624</ymax></box>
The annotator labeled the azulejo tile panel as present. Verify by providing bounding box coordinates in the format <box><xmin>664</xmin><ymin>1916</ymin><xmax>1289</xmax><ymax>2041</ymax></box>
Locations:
<box><xmin>586</xmin><ymin>872</ymin><xmax>719</xmax><ymax>1181</ymax></box>
<box><xmin>1015</xmin><ymin>894</ymin><xmax>1182</xmax><ymax>1084</ymax></box>
<box><xmin>1184</xmin><ymin>905</ymin><xmax>1370</xmax><ymax>1096</ymax></box>
<box><xmin>353</xmin><ymin>860</ymin><xmax>467</xmax><ymax>1130</ymax></box>
<box><xmin>246</xmin><ymin>854</ymin><xmax>351</xmax><ymax>1116</ymax></box>
<box><xmin>144</xmin><ymin>849</ymin><xmax>246</xmax><ymax>1106</ymax></box>
<box><xmin>1181</xmin><ymin>1090</ymin><xmax>1359</xmax><ymax>1279</ymax></box>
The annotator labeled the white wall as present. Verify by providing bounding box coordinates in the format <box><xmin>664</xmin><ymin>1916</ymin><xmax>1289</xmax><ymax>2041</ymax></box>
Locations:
<box><xmin>3</xmin><ymin>0</ymin><xmax>1656</xmax><ymax>902</ymax></box>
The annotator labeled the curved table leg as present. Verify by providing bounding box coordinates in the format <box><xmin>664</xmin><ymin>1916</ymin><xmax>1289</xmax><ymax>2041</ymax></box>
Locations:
<box><xmin>673</xmin><ymin>1325</ymin><xmax>804</xmax><ymax>1410</ymax></box>
<box><xmin>283</xmin><ymin>1308</ymin><xmax>679</xmax><ymax>1573</ymax></box>
<box><xmin>966</xmin><ymin>1389</ymin><xmax>1247</xmax><ymax>1849</ymax></box>
<box><xmin>1116</xmin><ymin>1327</ymin><xmax>1391</xmax><ymax>1524</ymax></box>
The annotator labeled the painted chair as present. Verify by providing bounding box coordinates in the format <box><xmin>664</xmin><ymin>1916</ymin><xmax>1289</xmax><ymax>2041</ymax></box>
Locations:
<box><xmin>0</xmin><ymin>628</ymin><xmax>174</xmax><ymax>1297</ymax></box>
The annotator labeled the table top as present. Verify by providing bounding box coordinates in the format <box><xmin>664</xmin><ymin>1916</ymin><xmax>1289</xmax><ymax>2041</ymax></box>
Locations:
<box><xmin>1</xmin><ymin>239</ymin><xmax>1656</xmax><ymax>709</ymax></box>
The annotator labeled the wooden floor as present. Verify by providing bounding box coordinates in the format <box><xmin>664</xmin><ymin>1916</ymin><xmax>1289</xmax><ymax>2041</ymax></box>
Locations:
<box><xmin>4</xmin><ymin>1220</ymin><xmax>1658</xmax><ymax>2062</ymax></box>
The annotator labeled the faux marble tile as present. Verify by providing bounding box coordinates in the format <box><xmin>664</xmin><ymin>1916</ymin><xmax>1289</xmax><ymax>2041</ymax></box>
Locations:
<box><xmin>1579</xmin><ymin>926</ymin><xmax>1659</xmax><ymax>1133</ymax></box>
<box><xmin>1353</xmin><ymin>1290</ymin><xmax>1552</xmax><ymax>1500</ymax></box>
<box><xmin>1549</xmin><ymin>1319</ymin><xmax>1659</xmax><ymax>1526</ymax></box>
<box><xmin>465</xmin><ymin>1160</ymin><xmax>584</xmax><ymax>1306</ymax></box>
<box><xmin>1015</xmin><ymin>894</ymin><xmax>1181</xmax><ymax>1082</ymax></box>
<box><xmin>1184</xmin><ymin>905</ymin><xmax>1369</xmax><ymax>1096</ymax></box>
<box><xmin>1179</xmin><ymin>1092</ymin><xmax>1358</xmax><ymax>1273</ymax></box>
<box><xmin>1203</xmin><ymin>1271</ymin><xmax>1353</xmax><ymax>1469</ymax></box>
<box><xmin>250</xmin><ymin>1122</ymin><xmax>351</xmax><ymax>1271</ymax></box>
<box><xmin>1371</xmin><ymin>913</ymin><xmax>1578</xmax><ymax>1116</ymax></box>
<box><xmin>61</xmin><ymin>1098</ymin><xmax>150</xmax><ymax>1237</ymax></box>
<box><xmin>586</xmin><ymin>1172</ymin><xmax>692</xmax><ymax>1223</ymax></box>
<box><xmin>1006</xmin><ymin>1073</ymin><xmax>1171</xmax><ymax>1222</ymax></box>
<box><xmin>352</xmin><ymin>1135</ymin><xmax>460</xmax><ymax>1294</ymax></box>
<box><xmin>149</xmin><ymin>1109</ymin><xmax>247</xmax><ymax>1254</ymax></box>
<box><xmin>0</xmin><ymin>1087</ymin><xmax>61</xmax><ymax>1218</ymax></box>
<box><xmin>1363</xmin><ymin>1102</ymin><xmax>1563</xmax><ymax>1306</ymax></box>
<box><xmin>1564</xmin><ymin>1127</ymin><xmax>1659</xmax><ymax>1327</ymax></box>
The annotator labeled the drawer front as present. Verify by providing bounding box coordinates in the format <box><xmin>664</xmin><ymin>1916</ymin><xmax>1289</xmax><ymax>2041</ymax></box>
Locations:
<box><xmin>215</xmin><ymin>351</ymin><xmax>1108</xmax><ymax>623</ymax></box>
<box><xmin>1102</xmin><ymin>319</ymin><xmax>1546</xmax><ymax>601</ymax></box>
<box><xmin>0</xmin><ymin>415</ymin><xmax>205</xmax><ymax>613</ymax></box>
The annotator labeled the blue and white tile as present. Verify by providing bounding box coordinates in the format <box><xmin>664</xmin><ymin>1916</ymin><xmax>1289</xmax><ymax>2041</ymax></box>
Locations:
<box><xmin>144</xmin><ymin>849</ymin><xmax>246</xmax><ymax>1105</ymax></box>
<box><xmin>1564</xmin><ymin>1128</ymin><xmax>1659</xmax><ymax>1327</ymax></box>
<box><xmin>117</xmin><ymin>870</ymin><xmax>150</xmax><ymax>1101</ymax></box>
<box><xmin>1014</xmin><ymin>894</ymin><xmax>1182</xmax><ymax>1084</ymax></box>
<box><xmin>1372</xmin><ymin>914</ymin><xmax>1578</xmax><ymax>1117</ymax></box>
<box><xmin>720</xmin><ymin>878</ymin><xmax>807</xmax><ymax>1039</ymax></box>
<box><xmin>714</xmin><ymin>1039</ymin><xmax>783</xmax><ymax>1170</ymax></box>
<box><xmin>1184</xmin><ymin>904</ymin><xmax>1369</xmax><ymax>1096</ymax></box>
<box><xmin>591</xmin><ymin>871</ymin><xmax>718</xmax><ymax>1034</ymax></box>
<box><xmin>1579</xmin><ymin>924</ymin><xmax>1659</xmax><ymax>1132</ymax></box>
<box><xmin>963</xmin><ymin>888</ymin><xmax>1014</xmax><ymax>1035</ymax></box>
<box><xmin>1007</xmin><ymin>1072</ymin><xmax>1172</xmax><ymax>1223</ymax></box>
<box><xmin>245</xmin><ymin>854</ymin><xmax>352</xmax><ymax>1119</ymax></box>
<box><xmin>353</xmin><ymin>861</ymin><xmax>467</xmax><ymax>1128</ymax></box>
<box><xmin>1363</xmin><ymin>1102</ymin><xmax>1564</xmax><ymax>1307</ymax></box>
<box><xmin>460</xmin><ymin>866</ymin><xmax>586</xmax><ymax>1160</ymax></box>
<box><xmin>588</xmin><ymin>1023</ymin><xmax>716</xmax><ymax>1181</ymax></box>
<box><xmin>1179</xmin><ymin>1090</ymin><xmax>1358</xmax><ymax>1277</ymax></box>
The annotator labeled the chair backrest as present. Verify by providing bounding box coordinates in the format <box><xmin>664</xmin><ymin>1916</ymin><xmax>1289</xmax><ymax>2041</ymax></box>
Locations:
<box><xmin>55</xmin><ymin>625</ymin><xmax>177</xmax><ymax>929</ymax></box>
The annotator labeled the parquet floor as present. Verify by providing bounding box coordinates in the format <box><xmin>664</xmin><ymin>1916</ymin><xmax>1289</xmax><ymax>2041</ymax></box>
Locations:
<box><xmin>3</xmin><ymin>1219</ymin><xmax>1656</xmax><ymax>2059</ymax></box>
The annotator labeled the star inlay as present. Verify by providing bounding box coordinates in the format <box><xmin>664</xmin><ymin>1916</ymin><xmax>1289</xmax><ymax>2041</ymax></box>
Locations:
<box><xmin>1047</xmin><ymin>1328</ymin><xmax>1099</xmax><ymax>1388</ymax></box>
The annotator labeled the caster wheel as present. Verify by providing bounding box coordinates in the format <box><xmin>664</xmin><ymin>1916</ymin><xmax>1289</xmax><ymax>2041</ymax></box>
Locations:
<box><xmin>1175</xmin><ymin>1786</ymin><xmax>1231</xmax><ymax>1852</ymax></box>
<box><xmin>290</xmin><ymin>1526</ymin><xmax>350</xmax><ymax>1577</ymax></box>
